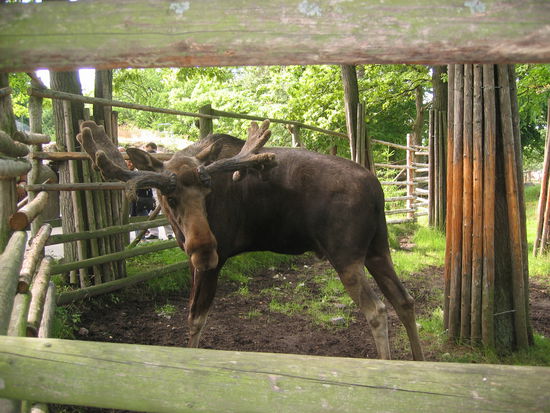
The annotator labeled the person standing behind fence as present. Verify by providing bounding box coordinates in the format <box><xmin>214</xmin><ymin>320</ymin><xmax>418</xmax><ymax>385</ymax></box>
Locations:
<box><xmin>144</xmin><ymin>142</ymin><xmax>174</xmax><ymax>240</ymax></box>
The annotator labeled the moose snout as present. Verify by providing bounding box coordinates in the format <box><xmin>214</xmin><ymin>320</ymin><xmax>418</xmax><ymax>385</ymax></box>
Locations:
<box><xmin>190</xmin><ymin>247</ymin><xmax>219</xmax><ymax>271</ymax></box>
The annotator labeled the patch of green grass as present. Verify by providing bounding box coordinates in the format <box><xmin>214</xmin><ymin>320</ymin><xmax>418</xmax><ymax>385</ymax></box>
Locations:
<box><xmin>268</xmin><ymin>298</ymin><xmax>303</xmax><ymax>314</ymax></box>
<box><xmin>391</xmin><ymin>226</ymin><xmax>446</xmax><ymax>279</ymax></box>
<box><xmin>221</xmin><ymin>251</ymin><xmax>295</xmax><ymax>284</ymax></box>
<box><xmin>416</xmin><ymin>307</ymin><xmax>550</xmax><ymax>366</ymax></box>
<box><xmin>125</xmin><ymin>245</ymin><xmax>190</xmax><ymax>295</ymax></box>
<box><xmin>155</xmin><ymin>303</ymin><xmax>177</xmax><ymax>318</ymax></box>
<box><xmin>52</xmin><ymin>305</ymin><xmax>81</xmax><ymax>339</ymax></box>
<box><xmin>523</xmin><ymin>184</ymin><xmax>550</xmax><ymax>282</ymax></box>
<box><xmin>245</xmin><ymin>309</ymin><xmax>262</xmax><ymax>319</ymax></box>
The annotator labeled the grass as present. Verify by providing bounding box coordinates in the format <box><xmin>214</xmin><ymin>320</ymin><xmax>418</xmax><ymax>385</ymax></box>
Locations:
<box><xmin>389</xmin><ymin>223</ymin><xmax>446</xmax><ymax>279</ymax></box>
<box><xmin>416</xmin><ymin>307</ymin><xmax>550</xmax><ymax>366</ymax></box>
<box><xmin>524</xmin><ymin>184</ymin><xmax>550</xmax><ymax>284</ymax></box>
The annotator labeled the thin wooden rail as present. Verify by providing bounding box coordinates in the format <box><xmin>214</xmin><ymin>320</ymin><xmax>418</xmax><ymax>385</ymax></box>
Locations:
<box><xmin>50</xmin><ymin>239</ymin><xmax>178</xmax><ymax>274</ymax></box>
<box><xmin>29</xmin><ymin>87</ymin><xmax>218</xmax><ymax>120</ymax></box>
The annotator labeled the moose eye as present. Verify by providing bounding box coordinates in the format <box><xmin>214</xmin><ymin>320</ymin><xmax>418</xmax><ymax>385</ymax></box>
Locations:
<box><xmin>167</xmin><ymin>197</ymin><xmax>177</xmax><ymax>208</ymax></box>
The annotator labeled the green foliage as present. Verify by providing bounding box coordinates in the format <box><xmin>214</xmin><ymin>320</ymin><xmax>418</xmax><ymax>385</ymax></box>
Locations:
<box><xmin>515</xmin><ymin>64</ymin><xmax>550</xmax><ymax>169</ymax></box>
<box><xmin>52</xmin><ymin>305</ymin><xmax>81</xmax><ymax>340</ymax></box>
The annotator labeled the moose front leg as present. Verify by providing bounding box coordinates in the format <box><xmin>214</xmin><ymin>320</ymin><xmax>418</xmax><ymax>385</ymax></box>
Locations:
<box><xmin>187</xmin><ymin>266</ymin><xmax>219</xmax><ymax>348</ymax></box>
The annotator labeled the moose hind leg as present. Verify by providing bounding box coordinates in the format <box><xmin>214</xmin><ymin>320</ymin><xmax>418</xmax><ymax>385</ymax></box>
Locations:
<box><xmin>187</xmin><ymin>268</ymin><xmax>218</xmax><ymax>348</ymax></box>
<box><xmin>365</xmin><ymin>253</ymin><xmax>424</xmax><ymax>361</ymax></box>
<box><xmin>336</xmin><ymin>261</ymin><xmax>391</xmax><ymax>359</ymax></box>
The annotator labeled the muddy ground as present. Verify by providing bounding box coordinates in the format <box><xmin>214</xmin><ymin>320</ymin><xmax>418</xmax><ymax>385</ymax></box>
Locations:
<box><xmin>55</xmin><ymin>255</ymin><xmax>550</xmax><ymax>412</ymax></box>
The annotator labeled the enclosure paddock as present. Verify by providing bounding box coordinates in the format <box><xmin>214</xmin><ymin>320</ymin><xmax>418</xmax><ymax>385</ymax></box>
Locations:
<box><xmin>1</xmin><ymin>0</ymin><xmax>550</xmax><ymax>412</ymax></box>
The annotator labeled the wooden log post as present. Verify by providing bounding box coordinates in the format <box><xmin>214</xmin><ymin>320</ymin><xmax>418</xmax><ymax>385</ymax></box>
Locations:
<box><xmin>0</xmin><ymin>130</ymin><xmax>30</xmax><ymax>158</ymax></box>
<box><xmin>447</xmin><ymin>64</ymin><xmax>464</xmax><ymax>340</ymax></box>
<box><xmin>63</xmin><ymin>101</ymin><xmax>90</xmax><ymax>287</ymax></box>
<box><xmin>18</xmin><ymin>223</ymin><xmax>52</xmax><ymax>294</ymax></box>
<box><xmin>0</xmin><ymin>231</ymin><xmax>28</xmax><ymax>335</ymax></box>
<box><xmin>460</xmin><ymin>64</ymin><xmax>474</xmax><ymax>340</ymax></box>
<box><xmin>7</xmin><ymin>292</ymin><xmax>31</xmax><ymax>337</ymax></box>
<box><xmin>341</xmin><ymin>65</ymin><xmax>359</xmax><ymax>161</ymax></box>
<box><xmin>534</xmin><ymin>101</ymin><xmax>550</xmax><ymax>256</ymax></box>
<box><xmin>287</xmin><ymin>124</ymin><xmax>302</xmax><ymax>148</ymax></box>
<box><xmin>497</xmin><ymin>65</ymin><xmax>529</xmax><ymax>350</ymax></box>
<box><xmin>428</xmin><ymin>109</ymin><xmax>435</xmax><ymax>226</ymax></box>
<box><xmin>481</xmin><ymin>64</ymin><xmax>496</xmax><ymax>348</ymax></box>
<box><xmin>444</xmin><ymin>64</ymin><xmax>531</xmax><ymax>351</ymax></box>
<box><xmin>406</xmin><ymin>134</ymin><xmax>416</xmax><ymax>220</ymax></box>
<box><xmin>26</xmin><ymin>256</ymin><xmax>53</xmax><ymax>336</ymax></box>
<box><xmin>470</xmin><ymin>64</ymin><xmax>484</xmax><ymax>342</ymax></box>
<box><xmin>37</xmin><ymin>282</ymin><xmax>56</xmax><ymax>338</ymax></box>
<box><xmin>9</xmin><ymin>191</ymin><xmax>49</xmax><ymax>231</ymax></box>
<box><xmin>198</xmin><ymin>104</ymin><xmax>214</xmax><ymax>139</ymax></box>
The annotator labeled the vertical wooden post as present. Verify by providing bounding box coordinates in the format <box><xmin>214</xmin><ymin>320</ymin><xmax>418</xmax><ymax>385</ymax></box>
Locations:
<box><xmin>428</xmin><ymin>109</ymin><xmax>435</xmax><ymax>226</ymax></box>
<box><xmin>443</xmin><ymin>64</ymin><xmax>455</xmax><ymax>330</ymax></box>
<box><xmin>481</xmin><ymin>64</ymin><xmax>496</xmax><ymax>348</ymax></box>
<box><xmin>0</xmin><ymin>75</ymin><xmax>17</xmax><ymax>252</ymax></box>
<box><xmin>341</xmin><ymin>65</ymin><xmax>359</xmax><ymax>162</ymax></box>
<box><xmin>470</xmin><ymin>64</ymin><xmax>484</xmax><ymax>342</ymax></box>
<box><xmin>534</xmin><ymin>101</ymin><xmax>550</xmax><ymax>256</ymax></box>
<box><xmin>63</xmin><ymin>101</ymin><xmax>90</xmax><ymax>288</ymax></box>
<box><xmin>460</xmin><ymin>64</ymin><xmax>474</xmax><ymax>340</ymax></box>
<box><xmin>448</xmin><ymin>64</ymin><xmax>464</xmax><ymax>340</ymax></box>
<box><xmin>288</xmin><ymin>124</ymin><xmax>302</xmax><ymax>148</ymax></box>
<box><xmin>497</xmin><ymin>65</ymin><xmax>529</xmax><ymax>349</ymax></box>
<box><xmin>198</xmin><ymin>104</ymin><xmax>213</xmax><ymax>139</ymax></box>
<box><xmin>28</xmin><ymin>77</ymin><xmax>45</xmax><ymax>237</ymax></box>
<box><xmin>406</xmin><ymin>133</ymin><xmax>415</xmax><ymax>220</ymax></box>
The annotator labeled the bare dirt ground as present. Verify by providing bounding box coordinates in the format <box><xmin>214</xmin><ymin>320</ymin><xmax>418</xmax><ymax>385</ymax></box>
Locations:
<box><xmin>54</xmin><ymin>255</ymin><xmax>550</xmax><ymax>412</ymax></box>
<box><xmin>76</xmin><ymin>256</ymin><xmax>550</xmax><ymax>360</ymax></box>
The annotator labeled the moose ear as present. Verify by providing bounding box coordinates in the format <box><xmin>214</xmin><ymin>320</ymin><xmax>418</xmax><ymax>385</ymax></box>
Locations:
<box><xmin>127</xmin><ymin>148</ymin><xmax>164</xmax><ymax>172</ymax></box>
<box><xmin>195</xmin><ymin>140</ymin><xmax>223</xmax><ymax>165</ymax></box>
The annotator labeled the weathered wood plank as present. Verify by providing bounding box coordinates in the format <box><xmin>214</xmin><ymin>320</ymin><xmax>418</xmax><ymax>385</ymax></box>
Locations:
<box><xmin>1</xmin><ymin>0</ymin><xmax>549</xmax><ymax>72</ymax></box>
<box><xmin>0</xmin><ymin>337</ymin><xmax>549</xmax><ymax>412</ymax></box>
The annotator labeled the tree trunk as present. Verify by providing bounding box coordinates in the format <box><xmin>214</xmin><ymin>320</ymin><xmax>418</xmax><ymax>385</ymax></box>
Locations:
<box><xmin>341</xmin><ymin>65</ymin><xmax>359</xmax><ymax>161</ymax></box>
<box><xmin>50</xmin><ymin>70</ymin><xmax>84</xmax><ymax>284</ymax></box>
<box><xmin>430</xmin><ymin>66</ymin><xmax>447</xmax><ymax>230</ymax></box>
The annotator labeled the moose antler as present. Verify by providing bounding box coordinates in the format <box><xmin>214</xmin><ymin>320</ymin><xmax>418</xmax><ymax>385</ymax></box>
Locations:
<box><xmin>77</xmin><ymin>121</ymin><xmax>176</xmax><ymax>197</ymax></box>
<box><xmin>201</xmin><ymin>120</ymin><xmax>276</xmax><ymax>180</ymax></box>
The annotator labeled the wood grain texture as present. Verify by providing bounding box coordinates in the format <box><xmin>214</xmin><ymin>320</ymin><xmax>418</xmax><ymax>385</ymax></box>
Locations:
<box><xmin>1</xmin><ymin>336</ymin><xmax>549</xmax><ymax>412</ymax></box>
<box><xmin>1</xmin><ymin>0</ymin><xmax>550</xmax><ymax>72</ymax></box>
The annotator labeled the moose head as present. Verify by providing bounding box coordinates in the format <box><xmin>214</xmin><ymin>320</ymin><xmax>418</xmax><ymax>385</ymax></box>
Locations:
<box><xmin>77</xmin><ymin>120</ymin><xmax>276</xmax><ymax>272</ymax></box>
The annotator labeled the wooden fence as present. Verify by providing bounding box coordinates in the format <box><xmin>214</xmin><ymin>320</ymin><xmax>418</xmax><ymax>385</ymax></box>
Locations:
<box><xmin>372</xmin><ymin>135</ymin><xmax>429</xmax><ymax>224</ymax></box>
<box><xmin>0</xmin><ymin>82</ymin><xmax>430</xmax><ymax>412</ymax></box>
<box><xmin>0</xmin><ymin>85</ymin><xmax>57</xmax><ymax>413</ymax></box>
<box><xmin>533</xmin><ymin>100</ymin><xmax>550</xmax><ymax>256</ymax></box>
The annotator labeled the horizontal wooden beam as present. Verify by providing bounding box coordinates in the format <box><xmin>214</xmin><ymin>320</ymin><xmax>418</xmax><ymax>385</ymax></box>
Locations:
<box><xmin>1</xmin><ymin>337</ymin><xmax>549</xmax><ymax>412</ymax></box>
<box><xmin>28</xmin><ymin>87</ymin><xmax>218</xmax><ymax>119</ymax></box>
<box><xmin>1</xmin><ymin>0</ymin><xmax>549</xmax><ymax>72</ymax></box>
<box><xmin>51</xmin><ymin>239</ymin><xmax>178</xmax><ymax>274</ymax></box>
<box><xmin>56</xmin><ymin>261</ymin><xmax>186</xmax><ymax>305</ymax></box>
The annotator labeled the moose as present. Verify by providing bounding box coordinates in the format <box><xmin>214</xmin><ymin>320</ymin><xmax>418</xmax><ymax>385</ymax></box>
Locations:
<box><xmin>78</xmin><ymin>119</ymin><xmax>424</xmax><ymax>361</ymax></box>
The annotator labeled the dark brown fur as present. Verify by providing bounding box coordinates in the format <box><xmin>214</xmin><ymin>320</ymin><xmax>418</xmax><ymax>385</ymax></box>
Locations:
<box><xmin>142</xmin><ymin>134</ymin><xmax>425</xmax><ymax>360</ymax></box>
